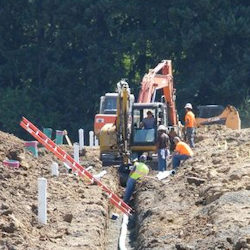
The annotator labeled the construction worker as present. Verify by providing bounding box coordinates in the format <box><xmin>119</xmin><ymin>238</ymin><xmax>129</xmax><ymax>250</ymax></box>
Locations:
<box><xmin>140</xmin><ymin>110</ymin><xmax>155</xmax><ymax>129</ymax></box>
<box><xmin>168</xmin><ymin>127</ymin><xmax>177</xmax><ymax>151</ymax></box>
<box><xmin>156</xmin><ymin>125</ymin><xmax>170</xmax><ymax>172</ymax></box>
<box><xmin>184</xmin><ymin>103</ymin><xmax>196</xmax><ymax>148</ymax></box>
<box><xmin>123</xmin><ymin>155</ymin><xmax>149</xmax><ymax>204</ymax></box>
<box><xmin>172</xmin><ymin>137</ymin><xmax>193</xmax><ymax>170</ymax></box>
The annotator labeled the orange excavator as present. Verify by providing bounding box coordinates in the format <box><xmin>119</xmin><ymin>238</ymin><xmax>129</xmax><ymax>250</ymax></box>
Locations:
<box><xmin>138</xmin><ymin>60</ymin><xmax>178</xmax><ymax>126</ymax></box>
<box><xmin>130</xmin><ymin>60</ymin><xmax>181</xmax><ymax>154</ymax></box>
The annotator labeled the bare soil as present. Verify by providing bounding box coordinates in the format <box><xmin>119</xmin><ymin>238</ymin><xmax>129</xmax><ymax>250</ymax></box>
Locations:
<box><xmin>0</xmin><ymin>131</ymin><xmax>120</xmax><ymax>250</ymax></box>
<box><xmin>135</xmin><ymin>125</ymin><xmax>250</xmax><ymax>250</ymax></box>
<box><xmin>0</xmin><ymin>125</ymin><xmax>250</xmax><ymax>250</ymax></box>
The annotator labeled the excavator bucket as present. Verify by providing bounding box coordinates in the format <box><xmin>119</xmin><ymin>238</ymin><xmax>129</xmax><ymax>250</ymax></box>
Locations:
<box><xmin>196</xmin><ymin>105</ymin><xmax>241</xmax><ymax>130</ymax></box>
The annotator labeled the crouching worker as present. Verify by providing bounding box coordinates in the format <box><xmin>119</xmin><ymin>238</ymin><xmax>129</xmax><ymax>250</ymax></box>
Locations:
<box><xmin>123</xmin><ymin>155</ymin><xmax>149</xmax><ymax>204</ymax></box>
<box><xmin>172</xmin><ymin>137</ymin><xmax>193</xmax><ymax>171</ymax></box>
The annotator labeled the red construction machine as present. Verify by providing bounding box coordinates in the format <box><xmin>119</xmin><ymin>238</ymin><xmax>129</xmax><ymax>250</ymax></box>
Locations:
<box><xmin>94</xmin><ymin>92</ymin><xmax>118</xmax><ymax>137</ymax></box>
<box><xmin>94</xmin><ymin>91</ymin><xmax>134</xmax><ymax>137</ymax></box>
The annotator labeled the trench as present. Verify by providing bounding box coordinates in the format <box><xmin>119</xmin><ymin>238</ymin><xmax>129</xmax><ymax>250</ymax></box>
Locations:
<box><xmin>105</xmin><ymin>213</ymin><xmax>137</xmax><ymax>250</ymax></box>
<box><xmin>103</xmin><ymin>166</ymin><xmax>139</xmax><ymax>250</ymax></box>
<box><xmin>103</xmin><ymin>162</ymin><xmax>161</xmax><ymax>250</ymax></box>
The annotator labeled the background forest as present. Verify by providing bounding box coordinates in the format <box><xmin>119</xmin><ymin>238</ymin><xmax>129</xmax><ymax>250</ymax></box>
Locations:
<box><xmin>0</xmin><ymin>0</ymin><xmax>249</xmax><ymax>140</ymax></box>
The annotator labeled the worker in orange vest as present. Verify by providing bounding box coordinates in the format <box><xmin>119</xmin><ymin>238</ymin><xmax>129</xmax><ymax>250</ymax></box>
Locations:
<box><xmin>172</xmin><ymin>137</ymin><xmax>193</xmax><ymax>171</ymax></box>
<box><xmin>184</xmin><ymin>103</ymin><xmax>196</xmax><ymax>148</ymax></box>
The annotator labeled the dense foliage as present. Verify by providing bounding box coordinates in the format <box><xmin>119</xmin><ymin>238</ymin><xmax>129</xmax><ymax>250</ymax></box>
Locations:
<box><xmin>0</xmin><ymin>0</ymin><xmax>249</xmax><ymax>140</ymax></box>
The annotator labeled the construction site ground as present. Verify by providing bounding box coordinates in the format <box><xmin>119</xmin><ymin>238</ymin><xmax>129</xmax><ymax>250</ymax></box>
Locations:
<box><xmin>0</xmin><ymin>125</ymin><xmax>250</xmax><ymax>250</ymax></box>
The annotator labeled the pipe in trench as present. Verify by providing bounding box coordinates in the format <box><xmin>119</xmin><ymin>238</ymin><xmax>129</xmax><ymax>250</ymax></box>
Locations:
<box><xmin>119</xmin><ymin>214</ymin><xmax>129</xmax><ymax>250</ymax></box>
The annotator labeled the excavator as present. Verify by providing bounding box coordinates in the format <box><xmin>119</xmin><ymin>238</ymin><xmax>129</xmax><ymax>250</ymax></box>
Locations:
<box><xmin>196</xmin><ymin>105</ymin><xmax>241</xmax><ymax>130</ymax></box>
<box><xmin>130</xmin><ymin>60</ymin><xmax>180</xmax><ymax>154</ymax></box>
<box><xmin>99</xmin><ymin>79</ymin><xmax>134</xmax><ymax>166</ymax></box>
<box><xmin>98</xmin><ymin>60</ymin><xmax>180</xmax><ymax>166</ymax></box>
<box><xmin>138</xmin><ymin>60</ymin><xmax>177</xmax><ymax>125</ymax></box>
<box><xmin>94</xmin><ymin>93</ymin><xmax>118</xmax><ymax>137</ymax></box>
<box><xmin>94</xmin><ymin>90</ymin><xmax>134</xmax><ymax>137</ymax></box>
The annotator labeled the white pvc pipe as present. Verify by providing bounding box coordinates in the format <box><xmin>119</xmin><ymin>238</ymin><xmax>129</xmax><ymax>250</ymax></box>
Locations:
<box><xmin>51</xmin><ymin>162</ymin><xmax>59</xmax><ymax>177</ymax></box>
<box><xmin>94</xmin><ymin>135</ymin><xmax>99</xmax><ymax>146</ymax></box>
<box><xmin>63</xmin><ymin>162</ymin><xmax>72</xmax><ymax>172</ymax></box>
<box><xmin>86</xmin><ymin>166</ymin><xmax>93</xmax><ymax>171</ymax></box>
<box><xmin>79</xmin><ymin>129</ymin><xmax>84</xmax><ymax>150</ymax></box>
<box><xmin>93</xmin><ymin>170</ymin><xmax>107</xmax><ymax>179</ymax></box>
<box><xmin>38</xmin><ymin>178</ymin><xmax>47</xmax><ymax>224</ymax></box>
<box><xmin>74</xmin><ymin>143</ymin><xmax>80</xmax><ymax>163</ymax></box>
<box><xmin>119</xmin><ymin>214</ymin><xmax>129</xmax><ymax>250</ymax></box>
<box><xmin>89</xmin><ymin>131</ymin><xmax>94</xmax><ymax>147</ymax></box>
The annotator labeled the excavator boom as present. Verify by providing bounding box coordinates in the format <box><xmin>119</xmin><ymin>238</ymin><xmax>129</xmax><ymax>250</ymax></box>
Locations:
<box><xmin>99</xmin><ymin>80</ymin><xmax>133</xmax><ymax>165</ymax></box>
<box><xmin>138</xmin><ymin>60</ymin><xmax>177</xmax><ymax>126</ymax></box>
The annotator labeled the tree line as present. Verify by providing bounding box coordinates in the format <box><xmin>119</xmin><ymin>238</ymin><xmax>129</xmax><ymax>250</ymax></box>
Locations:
<box><xmin>0</xmin><ymin>0</ymin><xmax>249</xmax><ymax>140</ymax></box>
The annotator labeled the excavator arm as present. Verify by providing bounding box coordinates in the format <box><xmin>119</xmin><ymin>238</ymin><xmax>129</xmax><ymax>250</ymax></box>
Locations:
<box><xmin>99</xmin><ymin>79</ymin><xmax>132</xmax><ymax>165</ymax></box>
<box><xmin>138</xmin><ymin>60</ymin><xmax>178</xmax><ymax>126</ymax></box>
<box><xmin>116</xmin><ymin>80</ymin><xmax>131</xmax><ymax>165</ymax></box>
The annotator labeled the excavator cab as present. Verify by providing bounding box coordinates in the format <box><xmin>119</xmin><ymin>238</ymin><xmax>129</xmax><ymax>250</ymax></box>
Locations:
<box><xmin>130</xmin><ymin>102</ymin><xmax>168</xmax><ymax>154</ymax></box>
<box><xmin>100</xmin><ymin>93</ymin><xmax>118</xmax><ymax>114</ymax></box>
<box><xmin>94</xmin><ymin>93</ymin><xmax>118</xmax><ymax>137</ymax></box>
<box><xmin>94</xmin><ymin>93</ymin><xmax>135</xmax><ymax>137</ymax></box>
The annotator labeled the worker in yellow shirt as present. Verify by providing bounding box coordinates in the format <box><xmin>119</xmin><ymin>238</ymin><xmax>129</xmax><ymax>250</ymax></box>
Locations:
<box><xmin>184</xmin><ymin>103</ymin><xmax>196</xmax><ymax>148</ymax></box>
<box><xmin>123</xmin><ymin>155</ymin><xmax>149</xmax><ymax>204</ymax></box>
<box><xmin>172</xmin><ymin>137</ymin><xmax>193</xmax><ymax>171</ymax></box>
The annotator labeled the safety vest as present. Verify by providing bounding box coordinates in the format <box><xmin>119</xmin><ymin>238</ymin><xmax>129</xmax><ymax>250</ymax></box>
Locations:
<box><xmin>130</xmin><ymin>162</ymin><xmax>149</xmax><ymax>180</ymax></box>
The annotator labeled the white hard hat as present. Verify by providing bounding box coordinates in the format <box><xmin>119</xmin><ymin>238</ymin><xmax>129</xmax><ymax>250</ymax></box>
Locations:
<box><xmin>173</xmin><ymin>136</ymin><xmax>181</xmax><ymax>142</ymax></box>
<box><xmin>139</xmin><ymin>155</ymin><xmax>147</xmax><ymax>162</ymax></box>
<box><xmin>184</xmin><ymin>103</ymin><xmax>193</xmax><ymax>109</ymax></box>
<box><xmin>158</xmin><ymin>125</ymin><xmax>167</xmax><ymax>131</ymax></box>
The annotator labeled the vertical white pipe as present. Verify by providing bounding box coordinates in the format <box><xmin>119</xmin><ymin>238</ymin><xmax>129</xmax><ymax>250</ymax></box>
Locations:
<box><xmin>94</xmin><ymin>135</ymin><xmax>99</xmax><ymax>146</ymax></box>
<box><xmin>74</xmin><ymin>143</ymin><xmax>80</xmax><ymax>163</ymax></box>
<box><xmin>79</xmin><ymin>129</ymin><xmax>84</xmax><ymax>150</ymax></box>
<box><xmin>51</xmin><ymin>162</ymin><xmax>59</xmax><ymax>176</ymax></box>
<box><xmin>38</xmin><ymin>178</ymin><xmax>47</xmax><ymax>224</ymax></box>
<box><xmin>89</xmin><ymin>131</ymin><xmax>94</xmax><ymax>147</ymax></box>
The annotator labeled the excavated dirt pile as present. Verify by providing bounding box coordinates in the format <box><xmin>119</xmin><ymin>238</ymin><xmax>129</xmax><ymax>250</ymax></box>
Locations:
<box><xmin>135</xmin><ymin>125</ymin><xmax>250</xmax><ymax>250</ymax></box>
<box><xmin>0</xmin><ymin>131</ymin><xmax>120</xmax><ymax>250</ymax></box>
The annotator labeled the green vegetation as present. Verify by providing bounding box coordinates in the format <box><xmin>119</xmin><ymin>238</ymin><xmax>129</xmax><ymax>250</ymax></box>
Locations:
<box><xmin>0</xmin><ymin>0</ymin><xmax>249</xmax><ymax>139</ymax></box>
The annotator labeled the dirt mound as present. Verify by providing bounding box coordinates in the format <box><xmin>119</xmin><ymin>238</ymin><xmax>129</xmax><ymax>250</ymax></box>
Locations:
<box><xmin>0</xmin><ymin>132</ymin><xmax>119</xmax><ymax>250</ymax></box>
<box><xmin>135</xmin><ymin>125</ymin><xmax>250</xmax><ymax>250</ymax></box>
